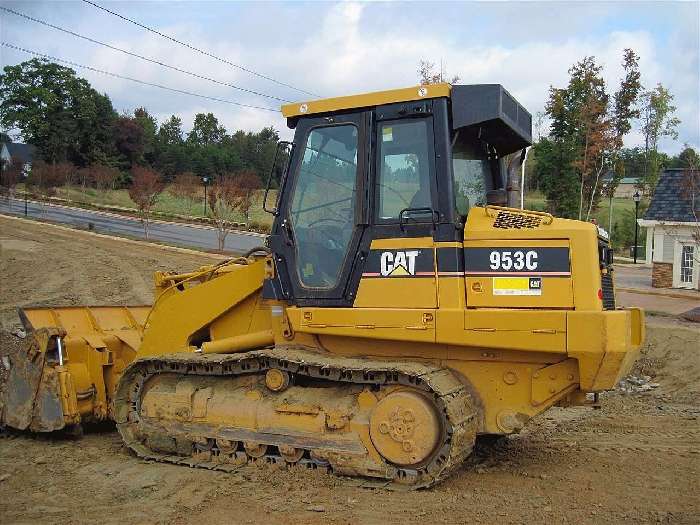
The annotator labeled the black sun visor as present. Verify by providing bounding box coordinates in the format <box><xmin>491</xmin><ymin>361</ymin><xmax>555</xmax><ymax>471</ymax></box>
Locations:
<box><xmin>451</xmin><ymin>84</ymin><xmax>532</xmax><ymax>156</ymax></box>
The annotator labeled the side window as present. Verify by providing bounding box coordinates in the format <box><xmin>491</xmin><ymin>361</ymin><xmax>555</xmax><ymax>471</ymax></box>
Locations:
<box><xmin>376</xmin><ymin>119</ymin><xmax>433</xmax><ymax>220</ymax></box>
<box><xmin>289</xmin><ymin>124</ymin><xmax>358</xmax><ymax>289</ymax></box>
<box><xmin>452</xmin><ymin>131</ymin><xmax>493</xmax><ymax>218</ymax></box>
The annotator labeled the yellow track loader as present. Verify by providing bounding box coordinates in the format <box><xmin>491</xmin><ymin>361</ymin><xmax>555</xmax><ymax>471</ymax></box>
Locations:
<box><xmin>0</xmin><ymin>83</ymin><xmax>644</xmax><ymax>488</ymax></box>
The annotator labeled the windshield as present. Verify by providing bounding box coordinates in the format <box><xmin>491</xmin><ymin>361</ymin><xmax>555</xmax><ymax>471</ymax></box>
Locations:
<box><xmin>452</xmin><ymin>131</ymin><xmax>493</xmax><ymax>218</ymax></box>
<box><xmin>289</xmin><ymin>124</ymin><xmax>358</xmax><ymax>289</ymax></box>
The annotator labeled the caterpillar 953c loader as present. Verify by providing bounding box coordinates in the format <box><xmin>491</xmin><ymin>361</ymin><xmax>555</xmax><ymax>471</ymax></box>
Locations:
<box><xmin>1</xmin><ymin>83</ymin><xmax>644</xmax><ymax>488</ymax></box>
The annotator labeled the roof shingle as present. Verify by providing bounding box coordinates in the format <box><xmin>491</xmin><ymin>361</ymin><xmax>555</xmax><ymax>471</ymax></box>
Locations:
<box><xmin>644</xmin><ymin>168</ymin><xmax>699</xmax><ymax>223</ymax></box>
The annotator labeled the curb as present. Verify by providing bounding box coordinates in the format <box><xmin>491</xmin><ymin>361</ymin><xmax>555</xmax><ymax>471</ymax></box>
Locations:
<box><xmin>0</xmin><ymin>213</ymin><xmax>229</xmax><ymax>260</ymax></box>
<box><xmin>616</xmin><ymin>287</ymin><xmax>699</xmax><ymax>300</ymax></box>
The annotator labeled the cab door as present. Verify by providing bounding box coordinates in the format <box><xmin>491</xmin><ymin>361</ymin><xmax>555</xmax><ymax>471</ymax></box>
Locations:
<box><xmin>269</xmin><ymin>112</ymin><xmax>369</xmax><ymax>305</ymax></box>
<box><xmin>353</xmin><ymin>107</ymin><xmax>439</xmax><ymax>309</ymax></box>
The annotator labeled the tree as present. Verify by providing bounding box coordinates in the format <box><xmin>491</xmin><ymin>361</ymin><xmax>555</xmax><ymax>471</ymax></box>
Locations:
<box><xmin>603</xmin><ymin>49</ymin><xmax>643</xmax><ymax>206</ymax></box>
<box><xmin>417</xmin><ymin>60</ymin><xmax>460</xmax><ymax>84</ymax></box>
<box><xmin>0</xmin><ymin>158</ymin><xmax>22</xmax><ymax>200</ymax></box>
<box><xmin>679</xmin><ymin>144</ymin><xmax>700</xmax><ymax>258</ymax></box>
<box><xmin>158</xmin><ymin>115</ymin><xmax>184</xmax><ymax>145</ymax></box>
<box><xmin>26</xmin><ymin>160</ymin><xmax>73</xmax><ymax>215</ymax></box>
<box><xmin>538</xmin><ymin>51</ymin><xmax>642</xmax><ymax>219</ymax></box>
<box><xmin>229</xmin><ymin>171</ymin><xmax>261</xmax><ymax>226</ymax></box>
<box><xmin>672</xmin><ymin>145</ymin><xmax>700</xmax><ymax>169</ymax></box>
<box><xmin>90</xmin><ymin>164</ymin><xmax>120</xmax><ymax>190</ymax></box>
<box><xmin>128</xmin><ymin>166</ymin><xmax>164</xmax><ymax>238</ymax></box>
<box><xmin>208</xmin><ymin>176</ymin><xmax>240</xmax><ymax>251</ymax></box>
<box><xmin>640</xmin><ymin>84</ymin><xmax>680</xmax><ymax>194</ymax></box>
<box><xmin>114</xmin><ymin>115</ymin><xmax>145</xmax><ymax>169</ymax></box>
<box><xmin>188</xmin><ymin>113</ymin><xmax>226</xmax><ymax>145</ymax></box>
<box><xmin>0</xmin><ymin>59</ymin><xmax>116</xmax><ymax>165</ymax></box>
<box><xmin>134</xmin><ymin>107</ymin><xmax>158</xmax><ymax>166</ymax></box>
<box><xmin>169</xmin><ymin>171</ymin><xmax>200</xmax><ymax>213</ymax></box>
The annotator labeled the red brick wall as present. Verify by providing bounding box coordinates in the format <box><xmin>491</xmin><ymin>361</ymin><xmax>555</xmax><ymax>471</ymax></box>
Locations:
<box><xmin>652</xmin><ymin>262</ymin><xmax>673</xmax><ymax>288</ymax></box>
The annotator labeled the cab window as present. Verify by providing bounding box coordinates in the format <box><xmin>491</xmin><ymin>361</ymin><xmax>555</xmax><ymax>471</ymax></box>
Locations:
<box><xmin>452</xmin><ymin>131</ymin><xmax>493</xmax><ymax>218</ymax></box>
<box><xmin>376</xmin><ymin>120</ymin><xmax>433</xmax><ymax>220</ymax></box>
<box><xmin>289</xmin><ymin>124</ymin><xmax>358</xmax><ymax>289</ymax></box>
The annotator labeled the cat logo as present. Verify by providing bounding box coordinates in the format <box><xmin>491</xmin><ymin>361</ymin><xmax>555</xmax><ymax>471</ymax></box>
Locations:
<box><xmin>380</xmin><ymin>250</ymin><xmax>420</xmax><ymax>277</ymax></box>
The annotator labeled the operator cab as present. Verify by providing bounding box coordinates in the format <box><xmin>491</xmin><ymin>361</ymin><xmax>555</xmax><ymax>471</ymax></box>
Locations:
<box><xmin>265</xmin><ymin>84</ymin><xmax>532</xmax><ymax>305</ymax></box>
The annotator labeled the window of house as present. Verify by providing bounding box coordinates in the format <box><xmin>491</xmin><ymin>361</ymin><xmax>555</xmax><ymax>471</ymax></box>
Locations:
<box><xmin>681</xmin><ymin>245</ymin><xmax>694</xmax><ymax>283</ymax></box>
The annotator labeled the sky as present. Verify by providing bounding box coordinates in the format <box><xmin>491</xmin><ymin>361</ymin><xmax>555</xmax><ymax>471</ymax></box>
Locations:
<box><xmin>1</xmin><ymin>0</ymin><xmax>698</xmax><ymax>153</ymax></box>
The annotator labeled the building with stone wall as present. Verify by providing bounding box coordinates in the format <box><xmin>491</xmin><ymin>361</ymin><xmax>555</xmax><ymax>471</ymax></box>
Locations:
<box><xmin>638</xmin><ymin>168</ymin><xmax>699</xmax><ymax>290</ymax></box>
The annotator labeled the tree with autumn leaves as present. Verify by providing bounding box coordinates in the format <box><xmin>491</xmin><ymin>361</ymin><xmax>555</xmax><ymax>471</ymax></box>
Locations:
<box><xmin>534</xmin><ymin>49</ymin><xmax>646</xmax><ymax>219</ymax></box>
<box><xmin>208</xmin><ymin>172</ymin><xmax>261</xmax><ymax>251</ymax></box>
<box><xmin>128</xmin><ymin>166</ymin><xmax>164</xmax><ymax>239</ymax></box>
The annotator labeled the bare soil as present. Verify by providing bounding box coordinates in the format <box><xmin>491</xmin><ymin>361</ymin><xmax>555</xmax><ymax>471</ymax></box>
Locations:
<box><xmin>1</xmin><ymin>216</ymin><xmax>698</xmax><ymax>524</ymax></box>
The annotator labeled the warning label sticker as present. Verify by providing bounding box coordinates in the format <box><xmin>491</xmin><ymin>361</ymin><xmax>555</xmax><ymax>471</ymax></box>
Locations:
<box><xmin>493</xmin><ymin>277</ymin><xmax>542</xmax><ymax>296</ymax></box>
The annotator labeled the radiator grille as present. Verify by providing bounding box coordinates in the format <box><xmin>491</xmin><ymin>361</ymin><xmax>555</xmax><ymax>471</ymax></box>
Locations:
<box><xmin>601</xmin><ymin>272</ymin><xmax>616</xmax><ymax>310</ymax></box>
<box><xmin>493</xmin><ymin>211</ymin><xmax>542</xmax><ymax>229</ymax></box>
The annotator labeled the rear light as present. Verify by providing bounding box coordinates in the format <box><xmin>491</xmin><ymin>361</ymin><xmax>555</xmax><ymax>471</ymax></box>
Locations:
<box><xmin>598</xmin><ymin>289</ymin><xmax>603</xmax><ymax>300</ymax></box>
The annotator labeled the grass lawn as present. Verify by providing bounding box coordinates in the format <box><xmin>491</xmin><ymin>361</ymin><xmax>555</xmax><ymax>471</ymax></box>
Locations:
<box><xmin>525</xmin><ymin>190</ymin><xmax>640</xmax><ymax>225</ymax></box>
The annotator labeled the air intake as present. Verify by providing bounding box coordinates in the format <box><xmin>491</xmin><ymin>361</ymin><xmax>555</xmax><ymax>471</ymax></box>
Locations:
<box><xmin>487</xmin><ymin>207</ymin><xmax>553</xmax><ymax>229</ymax></box>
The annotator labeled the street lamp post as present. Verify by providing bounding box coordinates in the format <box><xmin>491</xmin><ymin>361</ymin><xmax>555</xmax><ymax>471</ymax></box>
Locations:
<box><xmin>202</xmin><ymin>176</ymin><xmax>210</xmax><ymax>216</ymax></box>
<box><xmin>633</xmin><ymin>190</ymin><xmax>641</xmax><ymax>264</ymax></box>
<box><xmin>23</xmin><ymin>172</ymin><xmax>28</xmax><ymax>217</ymax></box>
<box><xmin>606</xmin><ymin>183</ymin><xmax>614</xmax><ymax>237</ymax></box>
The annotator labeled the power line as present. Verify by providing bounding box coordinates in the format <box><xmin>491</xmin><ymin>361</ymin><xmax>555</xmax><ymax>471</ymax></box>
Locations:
<box><xmin>81</xmin><ymin>0</ymin><xmax>320</xmax><ymax>98</ymax></box>
<box><xmin>1</xmin><ymin>42</ymin><xmax>280</xmax><ymax>113</ymax></box>
<box><xmin>0</xmin><ymin>6</ymin><xmax>291</xmax><ymax>103</ymax></box>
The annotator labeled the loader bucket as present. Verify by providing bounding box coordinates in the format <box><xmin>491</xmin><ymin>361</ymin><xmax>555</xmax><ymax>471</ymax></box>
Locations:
<box><xmin>1</xmin><ymin>328</ymin><xmax>66</xmax><ymax>431</ymax></box>
<box><xmin>1</xmin><ymin>305</ymin><xmax>150</xmax><ymax>432</ymax></box>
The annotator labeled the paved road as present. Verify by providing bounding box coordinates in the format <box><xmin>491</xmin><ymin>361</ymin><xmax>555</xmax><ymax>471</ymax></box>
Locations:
<box><xmin>0</xmin><ymin>198</ymin><xmax>267</xmax><ymax>254</ymax></box>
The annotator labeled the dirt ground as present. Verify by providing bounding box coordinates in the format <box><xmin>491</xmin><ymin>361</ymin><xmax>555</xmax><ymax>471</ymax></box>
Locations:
<box><xmin>1</xmin><ymin>216</ymin><xmax>698</xmax><ymax>524</ymax></box>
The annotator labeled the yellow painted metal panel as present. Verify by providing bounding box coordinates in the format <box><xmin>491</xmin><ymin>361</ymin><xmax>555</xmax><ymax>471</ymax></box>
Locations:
<box><xmin>464</xmin><ymin>206</ymin><xmax>603</xmax><ymax>311</ymax></box>
<box><xmin>354</xmin><ymin>278</ymin><xmax>437</xmax><ymax>308</ymax></box>
<box><xmin>281</xmin><ymin>83</ymin><xmax>452</xmax><ymax>118</ymax></box>
<box><xmin>466</xmin><ymin>276</ymin><xmax>574</xmax><ymax>308</ymax></box>
<box><xmin>288</xmin><ymin>307</ymin><xmax>436</xmax><ymax>343</ymax></box>
<box><xmin>567</xmin><ymin>310</ymin><xmax>644</xmax><ymax>391</ymax></box>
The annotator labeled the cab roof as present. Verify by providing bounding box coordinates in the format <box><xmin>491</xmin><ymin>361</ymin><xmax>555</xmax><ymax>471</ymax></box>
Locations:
<box><xmin>281</xmin><ymin>83</ymin><xmax>452</xmax><ymax>118</ymax></box>
<box><xmin>281</xmin><ymin>83</ymin><xmax>532</xmax><ymax>155</ymax></box>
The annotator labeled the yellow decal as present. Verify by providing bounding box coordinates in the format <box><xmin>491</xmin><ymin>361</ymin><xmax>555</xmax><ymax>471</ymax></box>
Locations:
<box><xmin>493</xmin><ymin>277</ymin><xmax>542</xmax><ymax>296</ymax></box>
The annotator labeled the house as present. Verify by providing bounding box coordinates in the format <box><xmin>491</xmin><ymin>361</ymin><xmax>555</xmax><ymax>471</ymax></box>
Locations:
<box><xmin>601</xmin><ymin>172</ymin><xmax>641</xmax><ymax>198</ymax></box>
<box><xmin>638</xmin><ymin>168</ymin><xmax>699</xmax><ymax>290</ymax></box>
<box><xmin>1</xmin><ymin>142</ymin><xmax>36</xmax><ymax>176</ymax></box>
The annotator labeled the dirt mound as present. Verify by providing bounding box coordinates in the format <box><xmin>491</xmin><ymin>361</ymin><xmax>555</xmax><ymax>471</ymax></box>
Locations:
<box><xmin>681</xmin><ymin>307</ymin><xmax>700</xmax><ymax>323</ymax></box>
<box><xmin>0</xmin><ymin>330</ymin><xmax>24</xmax><ymax>413</ymax></box>
<box><xmin>631</xmin><ymin>318</ymin><xmax>700</xmax><ymax>403</ymax></box>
